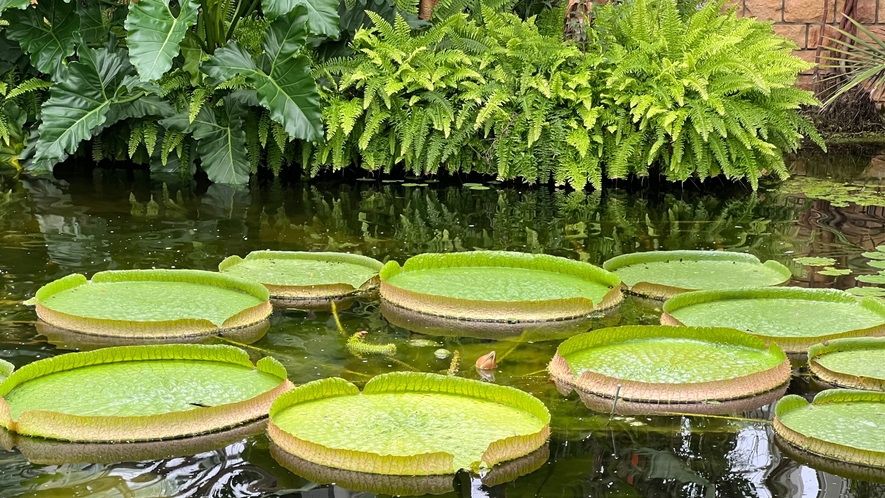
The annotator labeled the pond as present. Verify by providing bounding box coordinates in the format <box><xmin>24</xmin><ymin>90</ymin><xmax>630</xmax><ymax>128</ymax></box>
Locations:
<box><xmin>1</xmin><ymin>147</ymin><xmax>885</xmax><ymax>497</ymax></box>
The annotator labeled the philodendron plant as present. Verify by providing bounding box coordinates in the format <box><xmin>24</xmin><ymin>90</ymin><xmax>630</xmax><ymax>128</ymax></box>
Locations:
<box><xmin>0</xmin><ymin>0</ymin><xmax>338</xmax><ymax>183</ymax></box>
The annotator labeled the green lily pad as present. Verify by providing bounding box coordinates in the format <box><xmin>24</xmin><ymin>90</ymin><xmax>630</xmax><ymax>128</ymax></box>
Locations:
<box><xmin>219</xmin><ymin>251</ymin><xmax>383</xmax><ymax>307</ymax></box>
<box><xmin>662</xmin><ymin>288</ymin><xmax>885</xmax><ymax>353</ymax></box>
<box><xmin>862</xmin><ymin>252</ymin><xmax>885</xmax><ymax>260</ymax></box>
<box><xmin>819</xmin><ymin>267</ymin><xmax>851</xmax><ymax>276</ymax></box>
<box><xmin>858</xmin><ymin>274</ymin><xmax>885</xmax><ymax>284</ymax></box>
<box><xmin>549</xmin><ymin>326</ymin><xmax>789</xmax><ymax>409</ymax></box>
<box><xmin>269</xmin><ymin>372</ymin><xmax>550</xmax><ymax>475</ymax></box>
<box><xmin>0</xmin><ymin>360</ymin><xmax>13</xmax><ymax>383</ymax></box>
<box><xmin>809</xmin><ymin>338</ymin><xmax>885</xmax><ymax>390</ymax></box>
<box><xmin>847</xmin><ymin>287</ymin><xmax>885</xmax><ymax>298</ymax></box>
<box><xmin>0</xmin><ymin>345</ymin><xmax>292</xmax><ymax>442</ymax></box>
<box><xmin>29</xmin><ymin>270</ymin><xmax>271</xmax><ymax>338</ymax></box>
<box><xmin>867</xmin><ymin>260</ymin><xmax>885</xmax><ymax>270</ymax></box>
<box><xmin>380</xmin><ymin>251</ymin><xmax>622</xmax><ymax>322</ymax></box>
<box><xmin>602</xmin><ymin>251</ymin><xmax>791</xmax><ymax>299</ymax></box>
<box><xmin>794</xmin><ymin>257</ymin><xmax>837</xmax><ymax>267</ymax></box>
<box><xmin>775</xmin><ymin>390</ymin><xmax>885</xmax><ymax>468</ymax></box>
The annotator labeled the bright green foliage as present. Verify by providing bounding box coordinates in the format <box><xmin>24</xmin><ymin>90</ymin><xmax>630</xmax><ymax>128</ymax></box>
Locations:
<box><xmin>4</xmin><ymin>1</ymin><xmax>79</xmax><ymax>77</ymax></box>
<box><xmin>219</xmin><ymin>251</ymin><xmax>382</xmax><ymax>287</ymax></box>
<box><xmin>312</xmin><ymin>0</ymin><xmax>821</xmax><ymax>189</ymax></box>
<box><xmin>592</xmin><ymin>0</ymin><xmax>823</xmax><ymax>188</ymax></box>
<box><xmin>204</xmin><ymin>7</ymin><xmax>323</xmax><ymax>141</ymax></box>
<box><xmin>1</xmin><ymin>0</ymin><xmax>339</xmax><ymax>183</ymax></box>
<box><xmin>125</xmin><ymin>0</ymin><xmax>200</xmax><ymax>81</ymax></box>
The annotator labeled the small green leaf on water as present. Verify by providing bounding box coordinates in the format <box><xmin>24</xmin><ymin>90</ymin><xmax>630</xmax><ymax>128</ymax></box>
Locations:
<box><xmin>469</xmin><ymin>186</ymin><xmax>491</xmax><ymax>190</ymax></box>
<box><xmin>846</xmin><ymin>287</ymin><xmax>885</xmax><ymax>298</ymax></box>
<box><xmin>794</xmin><ymin>257</ymin><xmax>837</xmax><ymax>267</ymax></box>
<box><xmin>878</xmin><ymin>246</ymin><xmax>885</xmax><ymax>252</ymax></box>
<box><xmin>867</xmin><ymin>260</ymin><xmax>885</xmax><ymax>270</ymax></box>
<box><xmin>862</xmin><ymin>252</ymin><xmax>885</xmax><ymax>260</ymax></box>
<box><xmin>857</xmin><ymin>275</ymin><xmax>885</xmax><ymax>284</ymax></box>
<box><xmin>819</xmin><ymin>267</ymin><xmax>851</xmax><ymax>276</ymax></box>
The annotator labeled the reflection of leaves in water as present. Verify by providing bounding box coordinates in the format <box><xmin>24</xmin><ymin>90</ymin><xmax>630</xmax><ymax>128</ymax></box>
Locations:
<box><xmin>778</xmin><ymin>177</ymin><xmax>885</xmax><ymax>207</ymax></box>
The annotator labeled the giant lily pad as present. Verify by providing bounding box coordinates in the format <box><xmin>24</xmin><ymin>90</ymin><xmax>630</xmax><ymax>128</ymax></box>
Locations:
<box><xmin>775</xmin><ymin>390</ymin><xmax>885</xmax><ymax>469</ymax></box>
<box><xmin>268</xmin><ymin>372</ymin><xmax>550</xmax><ymax>475</ymax></box>
<box><xmin>219</xmin><ymin>251</ymin><xmax>383</xmax><ymax>308</ymax></box>
<box><xmin>808</xmin><ymin>338</ymin><xmax>885</xmax><ymax>390</ymax></box>
<box><xmin>602</xmin><ymin>251</ymin><xmax>791</xmax><ymax>299</ymax></box>
<box><xmin>662</xmin><ymin>288</ymin><xmax>885</xmax><ymax>353</ymax></box>
<box><xmin>0</xmin><ymin>345</ymin><xmax>293</xmax><ymax>442</ymax></box>
<box><xmin>549</xmin><ymin>326</ymin><xmax>789</xmax><ymax>411</ymax></box>
<box><xmin>28</xmin><ymin>270</ymin><xmax>272</xmax><ymax>338</ymax></box>
<box><xmin>380</xmin><ymin>251</ymin><xmax>622</xmax><ymax>322</ymax></box>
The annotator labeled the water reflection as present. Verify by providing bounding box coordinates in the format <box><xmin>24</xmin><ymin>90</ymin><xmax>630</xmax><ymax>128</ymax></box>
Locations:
<box><xmin>1</xmin><ymin>155</ymin><xmax>885</xmax><ymax>496</ymax></box>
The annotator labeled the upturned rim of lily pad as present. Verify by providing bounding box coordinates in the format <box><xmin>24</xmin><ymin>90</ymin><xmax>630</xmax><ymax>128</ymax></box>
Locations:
<box><xmin>602</xmin><ymin>250</ymin><xmax>791</xmax><ymax>299</ymax></box>
<box><xmin>35</xmin><ymin>319</ymin><xmax>270</xmax><ymax>351</ymax></box>
<box><xmin>380</xmin><ymin>300</ymin><xmax>596</xmax><ymax>341</ymax></box>
<box><xmin>775</xmin><ymin>434</ymin><xmax>885</xmax><ymax>483</ymax></box>
<box><xmin>554</xmin><ymin>378</ymin><xmax>788</xmax><ymax>416</ymax></box>
<box><xmin>549</xmin><ymin>325</ymin><xmax>790</xmax><ymax>405</ymax></box>
<box><xmin>267</xmin><ymin>372</ymin><xmax>551</xmax><ymax>476</ymax></box>
<box><xmin>28</xmin><ymin>270</ymin><xmax>272</xmax><ymax>338</ymax></box>
<box><xmin>3</xmin><ymin>419</ymin><xmax>268</xmax><ymax>465</ymax></box>
<box><xmin>661</xmin><ymin>287</ymin><xmax>885</xmax><ymax>353</ymax></box>
<box><xmin>808</xmin><ymin>337</ymin><xmax>885</xmax><ymax>391</ymax></box>
<box><xmin>379</xmin><ymin>251</ymin><xmax>622</xmax><ymax>322</ymax></box>
<box><xmin>774</xmin><ymin>390</ymin><xmax>885</xmax><ymax>469</ymax></box>
<box><xmin>219</xmin><ymin>251</ymin><xmax>384</xmax><ymax>308</ymax></box>
<box><xmin>0</xmin><ymin>344</ymin><xmax>293</xmax><ymax>442</ymax></box>
<box><xmin>269</xmin><ymin>442</ymin><xmax>549</xmax><ymax>495</ymax></box>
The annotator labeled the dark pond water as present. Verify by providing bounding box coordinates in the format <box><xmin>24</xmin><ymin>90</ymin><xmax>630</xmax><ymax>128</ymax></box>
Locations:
<box><xmin>1</xmin><ymin>149</ymin><xmax>885</xmax><ymax>497</ymax></box>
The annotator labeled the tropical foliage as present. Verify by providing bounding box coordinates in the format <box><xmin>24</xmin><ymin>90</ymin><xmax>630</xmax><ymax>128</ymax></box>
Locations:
<box><xmin>312</xmin><ymin>0</ymin><xmax>823</xmax><ymax>189</ymax></box>
<box><xmin>0</xmin><ymin>0</ymin><xmax>822</xmax><ymax>189</ymax></box>
<box><xmin>0</xmin><ymin>0</ymin><xmax>341</xmax><ymax>181</ymax></box>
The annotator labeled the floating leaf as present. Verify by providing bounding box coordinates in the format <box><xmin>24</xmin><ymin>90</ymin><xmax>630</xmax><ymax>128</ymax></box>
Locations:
<box><xmin>775</xmin><ymin>390</ymin><xmax>885</xmax><ymax>468</ymax></box>
<box><xmin>604</xmin><ymin>250</ymin><xmax>791</xmax><ymax>299</ymax></box>
<box><xmin>794</xmin><ymin>256</ymin><xmax>837</xmax><ymax>267</ymax></box>
<box><xmin>862</xmin><ymin>252</ymin><xmax>885</xmax><ymax>260</ymax></box>
<box><xmin>269</xmin><ymin>372</ymin><xmax>550</xmax><ymax>474</ymax></box>
<box><xmin>819</xmin><ymin>267</ymin><xmax>851</xmax><ymax>276</ymax></box>
<box><xmin>809</xmin><ymin>338</ymin><xmax>885</xmax><ymax>391</ymax></box>
<box><xmin>220</xmin><ymin>251</ymin><xmax>382</xmax><ymax>306</ymax></box>
<box><xmin>847</xmin><ymin>287</ymin><xmax>885</xmax><ymax>298</ymax></box>
<box><xmin>380</xmin><ymin>251</ymin><xmax>622</xmax><ymax>322</ymax></box>
<box><xmin>0</xmin><ymin>344</ymin><xmax>291</xmax><ymax>442</ymax></box>
<box><xmin>663</xmin><ymin>287</ymin><xmax>885</xmax><ymax>353</ymax></box>
<box><xmin>550</xmin><ymin>325</ymin><xmax>789</xmax><ymax>411</ymax></box>
<box><xmin>858</xmin><ymin>275</ymin><xmax>885</xmax><ymax>285</ymax></box>
<box><xmin>868</xmin><ymin>260</ymin><xmax>885</xmax><ymax>270</ymax></box>
<box><xmin>31</xmin><ymin>269</ymin><xmax>270</xmax><ymax>337</ymax></box>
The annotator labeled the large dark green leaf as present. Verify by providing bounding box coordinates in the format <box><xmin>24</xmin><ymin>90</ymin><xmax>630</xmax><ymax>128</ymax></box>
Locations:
<box><xmin>125</xmin><ymin>0</ymin><xmax>199</xmax><ymax>81</ymax></box>
<box><xmin>162</xmin><ymin>100</ymin><xmax>250</xmax><ymax>184</ymax></box>
<box><xmin>261</xmin><ymin>0</ymin><xmax>339</xmax><ymax>37</ymax></box>
<box><xmin>77</xmin><ymin>1</ymin><xmax>110</xmax><ymax>46</ymax></box>
<box><xmin>29</xmin><ymin>48</ymin><xmax>134</xmax><ymax>173</ymax></box>
<box><xmin>5</xmin><ymin>0</ymin><xmax>79</xmax><ymax>76</ymax></box>
<box><xmin>203</xmin><ymin>7</ymin><xmax>322</xmax><ymax>141</ymax></box>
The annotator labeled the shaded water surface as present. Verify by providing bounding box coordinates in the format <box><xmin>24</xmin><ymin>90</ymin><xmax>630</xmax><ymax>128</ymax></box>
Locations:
<box><xmin>1</xmin><ymin>152</ymin><xmax>885</xmax><ymax>497</ymax></box>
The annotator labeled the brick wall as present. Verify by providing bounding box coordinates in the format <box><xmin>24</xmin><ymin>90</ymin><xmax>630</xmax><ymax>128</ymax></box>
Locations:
<box><xmin>737</xmin><ymin>0</ymin><xmax>879</xmax><ymax>89</ymax></box>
